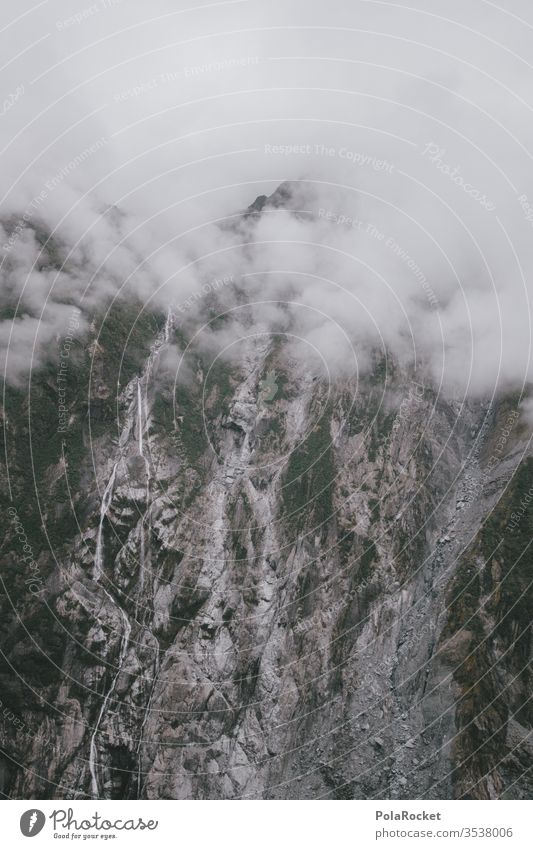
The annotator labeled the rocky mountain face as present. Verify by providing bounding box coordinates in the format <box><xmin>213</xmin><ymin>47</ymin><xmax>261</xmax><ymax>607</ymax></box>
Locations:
<box><xmin>1</xmin><ymin>193</ymin><xmax>532</xmax><ymax>801</ymax></box>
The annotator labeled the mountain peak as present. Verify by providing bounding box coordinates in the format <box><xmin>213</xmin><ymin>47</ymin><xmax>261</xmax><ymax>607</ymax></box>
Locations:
<box><xmin>246</xmin><ymin>181</ymin><xmax>301</xmax><ymax>216</ymax></box>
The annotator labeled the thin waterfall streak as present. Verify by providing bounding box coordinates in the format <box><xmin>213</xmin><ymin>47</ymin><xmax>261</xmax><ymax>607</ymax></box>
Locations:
<box><xmin>89</xmin><ymin>593</ymin><xmax>132</xmax><ymax>799</ymax></box>
<box><xmin>90</xmin><ymin>312</ymin><xmax>173</xmax><ymax>796</ymax></box>
<box><xmin>94</xmin><ymin>463</ymin><xmax>117</xmax><ymax>580</ymax></box>
<box><xmin>136</xmin><ymin>376</ymin><xmax>151</xmax><ymax>618</ymax></box>
<box><xmin>137</xmin><ymin>379</ymin><xmax>143</xmax><ymax>456</ymax></box>
<box><xmin>136</xmin><ymin>645</ymin><xmax>161</xmax><ymax>798</ymax></box>
<box><xmin>164</xmin><ymin>306</ymin><xmax>173</xmax><ymax>343</ymax></box>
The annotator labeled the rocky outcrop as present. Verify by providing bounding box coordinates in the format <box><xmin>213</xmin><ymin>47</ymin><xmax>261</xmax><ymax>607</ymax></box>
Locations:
<box><xmin>0</xmin><ymin>196</ymin><xmax>531</xmax><ymax>801</ymax></box>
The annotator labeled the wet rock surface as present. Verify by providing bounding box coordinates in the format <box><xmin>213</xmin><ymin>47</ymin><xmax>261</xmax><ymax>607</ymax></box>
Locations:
<box><xmin>1</xmin><ymin>317</ymin><xmax>531</xmax><ymax>801</ymax></box>
<box><xmin>0</xmin><ymin>191</ymin><xmax>531</xmax><ymax>800</ymax></box>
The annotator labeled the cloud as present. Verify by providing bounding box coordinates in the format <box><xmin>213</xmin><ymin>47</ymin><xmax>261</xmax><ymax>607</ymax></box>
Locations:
<box><xmin>1</xmin><ymin>0</ymin><xmax>532</xmax><ymax>403</ymax></box>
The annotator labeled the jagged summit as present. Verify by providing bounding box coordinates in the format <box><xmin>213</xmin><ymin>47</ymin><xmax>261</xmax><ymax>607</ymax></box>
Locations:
<box><xmin>245</xmin><ymin>181</ymin><xmax>304</xmax><ymax>216</ymax></box>
<box><xmin>1</xmin><ymin>187</ymin><xmax>532</xmax><ymax>802</ymax></box>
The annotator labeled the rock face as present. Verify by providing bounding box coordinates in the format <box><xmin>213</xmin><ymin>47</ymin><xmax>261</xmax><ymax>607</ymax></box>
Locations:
<box><xmin>1</xmin><ymin>192</ymin><xmax>532</xmax><ymax>801</ymax></box>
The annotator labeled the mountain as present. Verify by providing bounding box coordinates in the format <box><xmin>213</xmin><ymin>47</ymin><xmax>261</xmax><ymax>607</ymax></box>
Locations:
<box><xmin>1</xmin><ymin>187</ymin><xmax>532</xmax><ymax>800</ymax></box>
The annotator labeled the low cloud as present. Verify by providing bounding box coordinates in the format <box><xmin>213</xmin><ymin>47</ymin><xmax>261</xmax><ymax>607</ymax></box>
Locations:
<box><xmin>1</xmin><ymin>0</ymin><xmax>532</xmax><ymax>405</ymax></box>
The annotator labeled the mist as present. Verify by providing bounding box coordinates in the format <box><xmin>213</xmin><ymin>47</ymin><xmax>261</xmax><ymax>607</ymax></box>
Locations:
<box><xmin>1</xmin><ymin>0</ymin><xmax>533</xmax><ymax>403</ymax></box>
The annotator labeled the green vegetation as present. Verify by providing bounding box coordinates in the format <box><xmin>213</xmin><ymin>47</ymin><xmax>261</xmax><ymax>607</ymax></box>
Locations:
<box><xmin>174</xmin><ymin>384</ymin><xmax>208</xmax><ymax>464</ymax></box>
<box><xmin>441</xmin><ymin>456</ymin><xmax>533</xmax><ymax>796</ymax></box>
<box><xmin>281</xmin><ymin>405</ymin><xmax>335</xmax><ymax>530</ymax></box>
<box><xmin>0</xmin><ymin>298</ymin><xmax>163</xmax><ymax>716</ymax></box>
<box><xmin>359</xmin><ymin>537</ymin><xmax>377</xmax><ymax>583</ymax></box>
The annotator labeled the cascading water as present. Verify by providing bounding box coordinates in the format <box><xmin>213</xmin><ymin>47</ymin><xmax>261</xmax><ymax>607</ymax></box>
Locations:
<box><xmin>94</xmin><ymin>463</ymin><xmax>117</xmax><ymax>581</ymax></box>
<box><xmin>136</xmin><ymin>646</ymin><xmax>161</xmax><ymax>797</ymax></box>
<box><xmin>89</xmin><ymin>308</ymin><xmax>174</xmax><ymax>797</ymax></box>
<box><xmin>136</xmin><ymin>377</ymin><xmax>152</xmax><ymax>616</ymax></box>
<box><xmin>134</xmin><ymin>307</ymin><xmax>173</xmax><ymax>620</ymax></box>
<box><xmin>163</xmin><ymin>306</ymin><xmax>173</xmax><ymax>343</ymax></box>
<box><xmin>90</xmin><ymin>455</ymin><xmax>133</xmax><ymax>799</ymax></box>
<box><xmin>89</xmin><ymin>602</ymin><xmax>131</xmax><ymax>798</ymax></box>
<box><xmin>137</xmin><ymin>379</ymin><xmax>144</xmax><ymax>457</ymax></box>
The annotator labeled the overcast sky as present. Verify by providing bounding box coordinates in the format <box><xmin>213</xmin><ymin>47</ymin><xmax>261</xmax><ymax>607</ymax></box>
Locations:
<box><xmin>2</xmin><ymin>0</ymin><xmax>533</xmax><ymax>399</ymax></box>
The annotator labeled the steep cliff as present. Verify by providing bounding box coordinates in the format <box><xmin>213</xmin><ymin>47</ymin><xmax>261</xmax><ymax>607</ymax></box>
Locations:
<box><xmin>0</xmin><ymin>190</ymin><xmax>531</xmax><ymax>801</ymax></box>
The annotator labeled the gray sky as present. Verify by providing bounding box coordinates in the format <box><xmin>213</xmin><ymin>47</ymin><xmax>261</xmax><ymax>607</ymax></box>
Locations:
<box><xmin>1</xmin><ymin>0</ymin><xmax>533</xmax><ymax>399</ymax></box>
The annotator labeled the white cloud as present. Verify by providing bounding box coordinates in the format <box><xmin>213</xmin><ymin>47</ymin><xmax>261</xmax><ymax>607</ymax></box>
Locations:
<box><xmin>1</xmin><ymin>0</ymin><xmax>532</xmax><ymax>403</ymax></box>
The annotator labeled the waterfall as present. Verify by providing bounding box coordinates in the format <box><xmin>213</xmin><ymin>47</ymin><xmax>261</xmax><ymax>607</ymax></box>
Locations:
<box><xmin>94</xmin><ymin>463</ymin><xmax>117</xmax><ymax>581</ymax></box>
<box><xmin>89</xmin><ymin>308</ymin><xmax>173</xmax><ymax>796</ymax></box>
<box><xmin>136</xmin><ymin>377</ymin><xmax>152</xmax><ymax>619</ymax></box>
<box><xmin>89</xmin><ymin>601</ymin><xmax>132</xmax><ymax>799</ymax></box>
<box><xmin>90</xmin><ymin>458</ymin><xmax>132</xmax><ymax>799</ymax></box>
<box><xmin>90</xmin><ymin>437</ymin><xmax>133</xmax><ymax>796</ymax></box>
<box><xmin>136</xmin><ymin>645</ymin><xmax>161</xmax><ymax>798</ymax></box>
<box><xmin>163</xmin><ymin>306</ymin><xmax>173</xmax><ymax>343</ymax></box>
<box><xmin>137</xmin><ymin>379</ymin><xmax>144</xmax><ymax>457</ymax></box>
